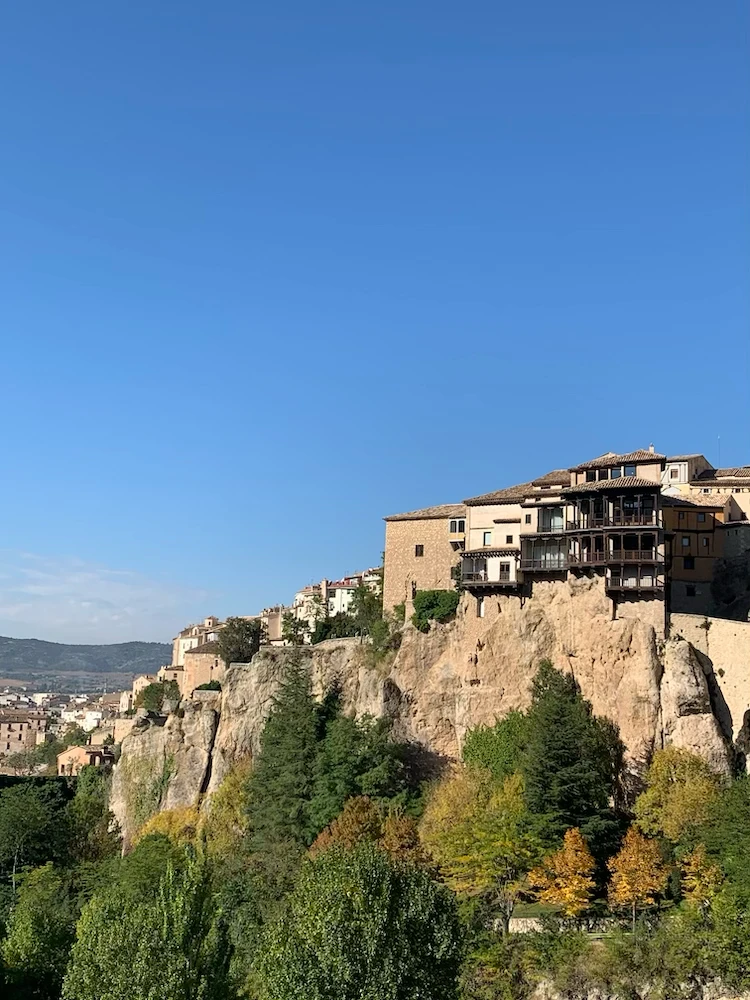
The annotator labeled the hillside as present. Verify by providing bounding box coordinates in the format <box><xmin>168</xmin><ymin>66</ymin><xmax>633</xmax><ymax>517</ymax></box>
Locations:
<box><xmin>0</xmin><ymin>635</ymin><xmax>171</xmax><ymax>679</ymax></box>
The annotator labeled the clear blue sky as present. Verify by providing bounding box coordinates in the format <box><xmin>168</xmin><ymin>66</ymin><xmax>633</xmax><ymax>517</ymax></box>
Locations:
<box><xmin>0</xmin><ymin>1</ymin><xmax>747</xmax><ymax>643</ymax></box>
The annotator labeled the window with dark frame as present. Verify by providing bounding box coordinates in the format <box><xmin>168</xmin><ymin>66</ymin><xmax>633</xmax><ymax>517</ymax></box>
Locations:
<box><xmin>684</xmin><ymin>556</ymin><xmax>695</xmax><ymax>570</ymax></box>
<box><xmin>681</xmin><ymin>536</ymin><xmax>690</xmax><ymax>547</ymax></box>
<box><xmin>525</xmin><ymin>514</ymin><xmax>532</xmax><ymax>524</ymax></box>
<box><xmin>624</xmin><ymin>464</ymin><xmax>637</xmax><ymax>477</ymax></box>
<box><xmin>697</xmin><ymin>513</ymin><xmax>706</xmax><ymax>522</ymax></box>
<box><xmin>686</xmin><ymin>585</ymin><xmax>696</xmax><ymax>597</ymax></box>
<box><xmin>506</xmin><ymin>534</ymin><xmax>513</xmax><ymax>544</ymax></box>
<box><xmin>415</xmin><ymin>544</ymin><xmax>424</xmax><ymax>557</ymax></box>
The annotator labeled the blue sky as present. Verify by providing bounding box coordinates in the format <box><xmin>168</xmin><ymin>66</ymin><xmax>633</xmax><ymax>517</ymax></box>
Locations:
<box><xmin>0</xmin><ymin>1</ymin><xmax>747</xmax><ymax>643</ymax></box>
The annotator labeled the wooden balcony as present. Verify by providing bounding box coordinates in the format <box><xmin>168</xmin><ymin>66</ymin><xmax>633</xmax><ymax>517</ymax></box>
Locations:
<box><xmin>569</xmin><ymin>550</ymin><xmax>661</xmax><ymax>565</ymax></box>
<box><xmin>607</xmin><ymin>577</ymin><xmax>664</xmax><ymax>592</ymax></box>
<box><xmin>520</xmin><ymin>558</ymin><xmax>568</xmax><ymax>571</ymax></box>
<box><xmin>566</xmin><ymin>514</ymin><xmax>658</xmax><ymax>530</ymax></box>
<box><xmin>461</xmin><ymin>570</ymin><xmax>515</xmax><ymax>587</ymax></box>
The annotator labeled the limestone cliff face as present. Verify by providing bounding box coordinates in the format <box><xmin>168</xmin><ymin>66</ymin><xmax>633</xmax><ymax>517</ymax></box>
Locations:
<box><xmin>110</xmin><ymin>579</ymin><xmax>740</xmax><ymax>841</ymax></box>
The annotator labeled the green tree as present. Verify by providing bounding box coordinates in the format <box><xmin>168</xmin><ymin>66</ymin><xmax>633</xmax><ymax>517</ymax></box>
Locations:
<box><xmin>63</xmin><ymin>853</ymin><xmax>231</xmax><ymax>1000</ymax></box>
<box><xmin>281</xmin><ymin>611</ymin><xmax>310</xmax><ymax>646</ymax></box>
<box><xmin>247</xmin><ymin>656</ymin><xmax>320</xmax><ymax>852</ymax></box>
<box><xmin>522</xmin><ymin>661</ymin><xmax>624</xmax><ymax>843</ymax></box>
<box><xmin>311</xmin><ymin>612</ymin><xmax>357</xmax><ymax>644</ymax></box>
<box><xmin>309</xmin><ymin>714</ymin><xmax>410</xmax><ymax>833</ymax></box>
<box><xmin>0</xmin><ymin>783</ymin><xmax>69</xmax><ymax>891</ymax></box>
<box><xmin>216</xmin><ymin>616</ymin><xmax>265</xmax><ymax>665</ymax></box>
<box><xmin>693</xmin><ymin>775</ymin><xmax>750</xmax><ymax>903</ymax></box>
<box><xmin>350</xmin><ymin>579</ymin><xmax>384</xmax><ymax>637</ymax></box>
<box><xmin>252</xmin><ymin>843</ymin><xmax>463</xmax><ymax>1000</ymax></box>
<box><xmin>463</xmin><ymin>709</ymin><xmax>530</xmax><ymax>781</ymax></box>
<box><xmin>411</xmin><ymin>590</ymin><xmax>460</xmax><ymax>632</ymax></box>
<box><xmin>134</xmin><ymin>680</ymin><xmax>179</xmax><ymax>713</ymax></box>
<box><xmin>66</xmin><ymin>765</ymin><xmax>121</xmax><ymax>864</ymax></box>
<box><xmin>1</xmin><ymin>863</ymin><xmax>76</xmax><ymax>1000</ymax></box>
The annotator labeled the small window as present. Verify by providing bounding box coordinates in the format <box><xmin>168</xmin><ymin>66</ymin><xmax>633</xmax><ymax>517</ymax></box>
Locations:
<box><xmin>697</xmin><ymin>513</ymin><xmax>706</xmax><ymax>523</ymax></box>
<box><xmin>702</xmin><ymin>488</ymin><xmax>711</xmax><ymax>494</ymax></box>
<box><xmin>586</xmin><ymin>470</ymin><xmax>596</xmax><ymax>482</ymax></box>
<box><xmin>482</xmin><ymin>531</ymin><xmax>492</xmax><ymax>546</ymax></box>
<box><xmin>670</xmin><ymin>468</ymin><xmax>679</xmax><ymax>479</ymax></box>
<box><xmin>415</xmin><ymin>544</ymin><xmax>424</xmax><ymax>557</ymax></box>
<box><xmin>702</xmin><ymin>538</ymin><xmax>709</xmax><ymax>547</ymax></box>
<box><xmin>458</xmin><ymin>519</ymin><xmax>465</xmax><ymax>532</ymax></box>
<box><xmin>684</xmin><ymin>556</ymin><xmax>695</xmax><ymax>570</ymax></box>
<box><xmin>506</xmin><ymin>534</ymin><xmax>513</xmax><ymax>544</ymax></box>
<box><xmin>681</xmin><ymin>537</ymin><xmax>690</xmax><ymax>547</ymax></box>
<box><xmin>624</xmin><ymin>464</ymin><xmax>637</xmax><ymax>477</ymax></box>
<box><xmin>476</xmin><ymin>597</ymin><xmax>485</xmax><ymax>618</ymax></box>
<box><xmin>678</xmin><ymin>512</ymin><xmax>685</xmax><ymax>520</ymax></box>
<box><xmin>411</xmin><ymin>581</ymin><xmax>417</xmax><ymax>599</ymax></box>
<box><xmin>525</xmin><ymin>514</ymin><xmax>532</xmax><ymax>524</ymax></box>
<box><xmin>610</xmin><ymin>467</ymin><xmax>621</xmax><ymax>479</ymax></box>
<box><xmin>449</xmin><ymin>520</ymin><xmax>456</xmax><ymax>533</ymax></box>
<box><xmin>686</xmin><ymin>585</ymin><xmax>696</xmax><ymax>597</ymax></box>
<box><xmin>598</xmin><ymin>468</ymin><xmax>609</xmax><ymax>480</ymax></box>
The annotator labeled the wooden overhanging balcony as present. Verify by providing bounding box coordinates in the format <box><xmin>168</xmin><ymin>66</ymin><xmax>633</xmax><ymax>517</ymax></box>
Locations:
<box><xmin>460</xmin><ymin>564</ymin><xmax>516</xmax><ymax>587</ymax></box>
<box><xmin>606</xmin><ymin>573</ymin><xmax>664</xmax><ymax>592</ymax></box>
<box><xmin>566</xmin><ymin>512</ymin><xmax>658</xmax><ymax>530</ymax></box>
<box><xmin>569</xmin><ymin>549</ymin><xmax>661</xmax><ymax>566</ymax></box>
<box><xmin>520</xmin><ymin>556</ymin><xmax>568</xmax><ymax>571</ymax></box>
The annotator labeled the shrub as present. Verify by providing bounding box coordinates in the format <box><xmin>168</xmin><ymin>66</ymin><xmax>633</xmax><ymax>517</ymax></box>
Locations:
<box><xmin>195</xmin><ymin>680</ymin><xmax>222</xmax><ymax>691</ymax></box>
<box><xmin>411</xmin><ymin>590</ymin><xmax>460</xmax><ymax>632</ymax></box>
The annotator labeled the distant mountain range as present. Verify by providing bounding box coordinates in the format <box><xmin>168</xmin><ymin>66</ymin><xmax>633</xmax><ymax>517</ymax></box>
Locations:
<box><xmin>0</xmin><ymin>635</ymin><xmax>171</xmax><ymax>678</ymax></box>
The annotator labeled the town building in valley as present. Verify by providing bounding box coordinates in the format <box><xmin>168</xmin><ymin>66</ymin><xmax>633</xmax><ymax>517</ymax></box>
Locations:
<box><xmin>0</xmin><ymin>709</ymin><xmax>50</xmax><ymax>757</ymax></box>
<box><xmin>57</xmin><ymin>744</ymin><xmax>116</xmax><ymax>776</ymax></box>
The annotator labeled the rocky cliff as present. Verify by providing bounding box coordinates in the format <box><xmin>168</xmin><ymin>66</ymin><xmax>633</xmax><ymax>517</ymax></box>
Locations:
<box><xmin>110</xmin><ymin>577</ymin><xmax>741</xmax><ymax>845</ymax></box>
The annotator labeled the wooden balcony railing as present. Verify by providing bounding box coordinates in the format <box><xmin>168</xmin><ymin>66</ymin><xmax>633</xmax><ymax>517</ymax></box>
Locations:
<box><xmin>520</xmin><ymin>558</ymin><xmax>568</xmax><ymax>571</ymax></box>
<box><xmin>461</xmin><ymin>570</ymin><xmax>512</xmax><ymax>585</ymax></box>
<box><xmin>566</xmin><ymin>513</ymin><xmax>658</xmax><ymax>530</ymax></box>
<box><xmin>569</xmin><ymin>550</ymin><xmax>661</xmax><ymax>565</ymax></box>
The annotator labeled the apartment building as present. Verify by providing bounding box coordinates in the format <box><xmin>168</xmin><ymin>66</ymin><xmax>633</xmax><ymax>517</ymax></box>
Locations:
<box><xmin>689</xmin><ymin>467</ymin><xmax>750</xmax><ymax>521</ymax></box>
<box><xmin>172</xmin><ymin>616</ymin><xmax>223</xmax><ymax>667</ymax></box>
<box><xmin>458</xmin><ymin>449</ymin><xmax>668</xmax><ymax>602</ymax></box>
<box><xmin>0</xmin><ymin>709</ymin><xmax>49</xmax><ymax>757</ymax></box>
<box><xmin>663</xmin><ymin>493</ymin><xmax>728</xmax><ymax>610</ymax></box>
<box><xmin>382</xmin><ymin>503</ymin><xmax>466</xmax><ymax>613</ymax></box>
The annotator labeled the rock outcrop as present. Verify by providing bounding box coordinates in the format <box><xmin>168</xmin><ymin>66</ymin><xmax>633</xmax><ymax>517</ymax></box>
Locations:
<box><xmin>111</xmin><ymin>578</ymin><xmax>743</xmax><ymax>841</ymax></box>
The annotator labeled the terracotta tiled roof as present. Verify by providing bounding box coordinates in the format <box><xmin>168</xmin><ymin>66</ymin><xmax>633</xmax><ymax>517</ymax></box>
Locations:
<box><xmin>667</xmin><ymin>454</ymin><xmax>708</xmax><ymax>462</ymax></box>
<box><xmin>662</xmin><ymin>494</ymin><xmax>727</xmax><ymax>509</ymax></box>
<box><xmin>562</xmin><ymin>477</ymin><xmax>660</xmax><ymax>495</ymax></box>
<box><xmin>530</xmin><ymin>469</ymin><xmax>570</xmax><ymax>487</ymax></box>
<box><xmin>184</xmin><ymin>641</ymin><xmax>219</xmax><ymax>656</ymax></box>
<box><xmin>384</xmin><ymin>503</ymin><xmax>466</xmax><ymax>522</ymax></box>
<box><xmin>464</xmin><ymin>482</ymin><xmax>534</xmax><ymax>506</ymax></box>
<box><xmin>693</xmin><ymin>466</ymin><xmax>750</xmax><ymax>482</ymax></box>
<box><xmin>569</xmin><ymin>450</ymin><xmax>665</xmax><ymax>472</ymax></box>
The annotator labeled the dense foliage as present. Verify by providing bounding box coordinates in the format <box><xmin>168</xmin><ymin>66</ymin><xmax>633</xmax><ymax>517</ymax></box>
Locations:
<box><xmin>2</xmin><ymin>659</ymin><xmax>750</xmax><ymax>1000</ymax></box>
<box><xmin>411</xmin><ymin>589</ymin><xmax>460</xmax><ymax>632</ymax></box>
<box><xmin>216</xmin><ymin>617</ymin><xmax>265</xmax><ymax>666</ymax></box>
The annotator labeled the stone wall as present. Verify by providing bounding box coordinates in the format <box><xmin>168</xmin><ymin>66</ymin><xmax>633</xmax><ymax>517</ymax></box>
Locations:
<box><xmin>383</xmin><ymin>516</ymin><xmax>460</xmax><ymax>614</ymax></box>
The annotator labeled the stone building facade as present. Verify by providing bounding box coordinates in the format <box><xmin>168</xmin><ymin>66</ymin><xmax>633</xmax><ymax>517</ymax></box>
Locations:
<box><xmin>0</xmin><ymin>709</ymin><xmax>49</xmax><ymax>756</ymax></box>
<box><xmin>182</xmin><ymin>641</ymin><xmax>225</xmax><ymax>695</ymax></box>
<box><xmin>383</xmin><ymin>503</ymin><xmax>466</xmax><ymax>614</ymax></box>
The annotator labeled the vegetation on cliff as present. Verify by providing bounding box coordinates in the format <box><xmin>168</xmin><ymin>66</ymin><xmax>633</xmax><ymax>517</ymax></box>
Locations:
<box><xmin>1</xmin><ymin>659</ymin><xmax>750</xmax><ymax>999</ymax></box>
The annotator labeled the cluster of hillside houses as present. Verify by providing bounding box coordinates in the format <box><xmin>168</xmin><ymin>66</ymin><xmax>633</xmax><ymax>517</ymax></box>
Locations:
<box><xmin>11</xmin><ymin>444</ymin><xmax>745</xmax><ymax>777</ymax></box>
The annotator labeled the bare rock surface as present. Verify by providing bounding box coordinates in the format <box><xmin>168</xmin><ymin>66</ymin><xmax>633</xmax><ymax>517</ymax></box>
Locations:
<box><xmin>111</xmin><ymin>580</ymin><xmax>742</xmax><ymax>838</ymax></box>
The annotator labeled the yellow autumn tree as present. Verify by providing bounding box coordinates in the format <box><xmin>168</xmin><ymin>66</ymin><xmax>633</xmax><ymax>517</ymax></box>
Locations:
<box><xmin>199</xmin><ymin>759</ymin><xmax>251</xmax><ymax>859</ymax></box>
<box><xmin>681</xmin><ymin>843</ymin><xmax>723</xmax><ymax>910</ymax></box>
<box><xmin>528</xmin><ymin>827</ymin><xmax>596</xmax><ymax>917</ymax></box>
<box><xmin>421</xmin><ymin>769</ymin><xmax>542</xmax><ymax>934</ymax></box>
<box><xmin>634</xmin><ymin>746</ymin><xmax>722</xmax><ymax>842</ymax></box>
<box><xmin>134</xmin><ymin>805</ymin><xmax>200</xmax><ymax>847</ymax></box>
<box><xmin>608</xmin><ymin>826</ymin><xmax>668</xmax><ymax>930</ymax></box>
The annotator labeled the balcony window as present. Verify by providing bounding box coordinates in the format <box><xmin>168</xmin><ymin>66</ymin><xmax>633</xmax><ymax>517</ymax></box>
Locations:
<box><xmin>611</xmin><ymin>468</ymin><xmax>621</xmax><ymax>479</ymax></box>
<box><xmin>624</xmin><ymin>464</ymin><xmax>637</xmax><ymax>477</ymax></box>
<box><xmin>586</xmin><ymin>470</ymin><xmax>596</xmax><ymax>482</ymax></box>
<box><xmin>598</xmin><ymin>468</ymin><xmax>609</xmax><ymax>480</ymax></box>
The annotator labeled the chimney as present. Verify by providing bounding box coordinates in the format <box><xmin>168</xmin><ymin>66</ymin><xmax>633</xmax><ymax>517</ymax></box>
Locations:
<box><xmin>648</xmin><ymin>443</ymin><xmax>655</xmax><ymax>453</ymax></box>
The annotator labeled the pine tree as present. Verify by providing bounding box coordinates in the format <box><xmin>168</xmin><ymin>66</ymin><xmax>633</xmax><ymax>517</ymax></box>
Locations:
<box><xmin>247</xmin><ymin>656</ymin><xmax>320</xmax><ymax>851</ymax></box>
<box><xmin>528</xmin><ymin>827</ymin><xmax>596</xmax><ymax>917</ymax></box>
<box><xmin>608</xmin><ymin>826</ymin><xmax>668</xmax><ymax>931</ymax></box>
<box><xmin>522</xmin><ymin>661</ymin><xmax>624</xmax><ymax>841</ymax></box>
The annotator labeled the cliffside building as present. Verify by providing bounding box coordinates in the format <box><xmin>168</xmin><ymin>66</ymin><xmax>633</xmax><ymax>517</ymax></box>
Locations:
<box><xmin>382</xmin><ymin>503</ymin><xmax>466</xmax><ymax>613</ymax></box>
<box><xmin>57</xmin><ymin>744</ymin><xmax>115</xmax><ymax>777</ymax></box>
